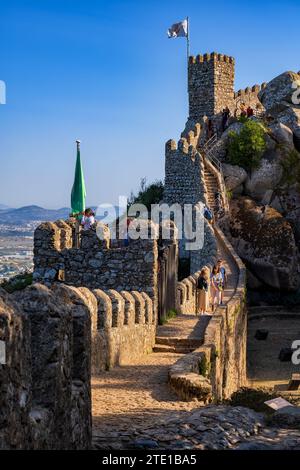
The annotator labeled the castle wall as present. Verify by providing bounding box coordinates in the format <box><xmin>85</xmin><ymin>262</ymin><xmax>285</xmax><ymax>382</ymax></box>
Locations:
<box><xmin>92</xmin><ymin>289</ymin><xmax>156</xmax><ymax>372</ymax></box>
<box><xmin>164</xmin><ymin>137</ymin><xmax>206</xmax><ymax>207</ymax></box>
<box><xmin>33</xmin><ymin>221</ymin><xmax>159</xmax><ymax>318</ymax></box>
<box><xmin>190</xmin><ymin>219</ymin><xmax>218</xmax><ymax>274</ymax></box>
<box><xmin>233</xmin><ymin>83</ymin><xmax>267</xmax><ymax>112</ymax></box>
<box><xmin>0</xmin><ymin>279</ymin><xmax>158</xmax><ymax>449</ymax></box>
<box><xmin>163</xmin><ymin>128</ymin><xmax>218</xmax><ymax>270</ymax></box>
<box><xmin>0</xmin><ymin>284</ymin><xmax>92</xmax><ymax>450</ymax></box>
<box><xmin>169</xmin><ymin>227</ymin><xmax>247</xmax><ymax>402</ymax></box>
<box><xmin>164</xmin><ymin>135</ymin><xmax>210</xmax><ymax>262</ymax></box>
<box><xmin>188</xmin><ymin>53</ymin><xmax>235</xmax><ymax>121</ymax></box>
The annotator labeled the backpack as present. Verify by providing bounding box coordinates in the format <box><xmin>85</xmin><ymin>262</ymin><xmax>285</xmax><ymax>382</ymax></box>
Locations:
<box><xmin>204</xmin><ymin>207</ymin><xmax>213</xmax><ymax>221</ymax></box>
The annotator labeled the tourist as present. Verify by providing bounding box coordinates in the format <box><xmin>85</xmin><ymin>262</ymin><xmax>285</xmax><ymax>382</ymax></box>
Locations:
<box><xmin>217</xmin><ymin>258</ymin><xmax>227</xmax><ymax>305</ymax></box>
<box><xmin>197</xmin><ymin>267</ymin><xmax>210</xmax><ymax>315</ymax></box>
<box><xmin>247</xmin><ymin>105</ymin><xmax>254</xmax><ymax>118</ymax></box>
<box><xmin>240</xmin><ymin>103</ymin><xmax>247</xmax><ymax>118</ymax></box>
<box><xmin>221</xmin><ymin>107</ymin><xmax>230</xmax><ymax>132</ymax></box>
<box><xmin>81</xmin><ymin>208</ymin><xmax>95</xmax><ymax>230</ymax></box>
<box><xmin>210</xmin><ymin>265</ymin><xmax>223</xmax><ymax>312</ymax></box>
<box><xmin>203</xmin><ymin>204</ymin><xmax>213</xmax><ymax>224</ymax></box>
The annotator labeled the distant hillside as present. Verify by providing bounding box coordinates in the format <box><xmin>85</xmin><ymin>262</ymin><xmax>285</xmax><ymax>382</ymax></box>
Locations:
<box><xmin>0</xmin><ymin>205</ymin><xmax>71</xmax><ymax>224</ymax></box>
<box><xmin>0</xmin><ymin>205</ymin><xmax>123</xmax><ymax>225</ymax></box>
<box><xmin>0</xmin><ymin>204</ymin><xmax>12</xmax><ymax>211</ymax></box>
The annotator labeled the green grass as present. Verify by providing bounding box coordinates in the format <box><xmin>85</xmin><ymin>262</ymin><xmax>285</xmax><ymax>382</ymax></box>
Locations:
<box><xmin>159</xmin><ymin>308</ymin><xmax>178</xmax><ymax>325</ymax></box>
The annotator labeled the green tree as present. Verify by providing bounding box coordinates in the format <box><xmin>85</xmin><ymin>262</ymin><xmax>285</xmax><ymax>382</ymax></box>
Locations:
<box><xmin>227</xmin><ymin>120</ymin><xmax>267</xmax><ymax>171</ymax></box>
<box><xmin>128</xmin><ymin>178</ymin><xmax>164</xmax><ymax>211</ymax></box>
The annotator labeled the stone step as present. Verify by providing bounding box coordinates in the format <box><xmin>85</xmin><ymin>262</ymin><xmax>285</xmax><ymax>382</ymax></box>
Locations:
<box><xmin>152</xmin><ymin>344</ymin><xmax>195</xmax><ymax>354</ymax></box>
<box><xmin>155</xmin><ymin>336</ymin><xmax>202</xmax><ymax>348</ymax></box>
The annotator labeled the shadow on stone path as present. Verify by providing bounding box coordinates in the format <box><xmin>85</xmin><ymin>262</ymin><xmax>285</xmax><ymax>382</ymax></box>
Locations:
<box><xmin>92</xmin><ymin>232</ymin><xmax>244</xmax><ymax>449</ymax></box>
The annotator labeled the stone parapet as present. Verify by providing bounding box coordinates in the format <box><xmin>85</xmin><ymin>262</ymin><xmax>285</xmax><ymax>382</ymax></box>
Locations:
<box><xmin>169</xmin><ymin>227</ymin><xmax>247</xmax><ymax>402</ymax></box>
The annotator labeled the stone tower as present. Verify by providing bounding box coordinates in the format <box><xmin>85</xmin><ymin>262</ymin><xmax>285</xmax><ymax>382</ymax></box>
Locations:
<box><xmin>188</xmin><ymin>52</ymin><xmax>235</xmax><ymax>121</ymax></box>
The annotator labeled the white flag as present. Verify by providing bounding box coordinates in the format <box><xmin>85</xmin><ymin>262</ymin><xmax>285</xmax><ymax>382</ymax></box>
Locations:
<box><xmin>167</xmin><ymin>19</ymin><xmax>188</xmax><ymax>38</ymax></box>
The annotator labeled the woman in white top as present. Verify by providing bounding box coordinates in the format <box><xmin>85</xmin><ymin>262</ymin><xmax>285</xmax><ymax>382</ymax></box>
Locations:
<box><xmin>210</xmin><ymin>265</ymin><xmax>223</xmax><ymax>312</ymax></box>
<box><xmin>81</xmin><ymin>208</ymin><xmax>95</xmax><ymax>230</ymax></box>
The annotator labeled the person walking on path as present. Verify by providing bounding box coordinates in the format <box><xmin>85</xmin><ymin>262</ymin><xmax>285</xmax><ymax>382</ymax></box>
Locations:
<box><xmin>210</xmin><ymin>265</ymin><xmax>223</xmax><ymax>312</ymax></box>
<box><xmin>196</xmin><ymin>267</ymin><xmax>210</xmax><ymax>315</ymax></box>
<box><xmin>217</xmin><ymin>258</ymin><xmax>227</xmax><ymax>305</ymax></box>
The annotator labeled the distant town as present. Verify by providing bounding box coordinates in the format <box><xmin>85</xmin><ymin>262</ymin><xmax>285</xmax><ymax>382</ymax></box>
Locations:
<box><xmin>0</xmin><ymin>205</ymin><xmax>71</xmax><ymax>280</ymax></box>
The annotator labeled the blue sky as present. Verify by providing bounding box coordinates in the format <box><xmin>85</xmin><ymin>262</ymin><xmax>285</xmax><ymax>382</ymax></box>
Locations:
<box><xmin>1</xmin><ymin>0</ymin><xmax>299</xmax><ymax>208</ymax></box>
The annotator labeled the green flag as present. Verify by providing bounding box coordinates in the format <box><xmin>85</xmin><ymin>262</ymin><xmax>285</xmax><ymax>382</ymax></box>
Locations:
<box><xmin>71</xmin><ymin>141</ymin><xmax>86</xmax><ymax>216</ymax></box>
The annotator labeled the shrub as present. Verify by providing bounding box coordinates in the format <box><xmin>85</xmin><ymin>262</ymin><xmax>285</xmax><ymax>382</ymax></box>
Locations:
<box><xmin>227</xmin><ymin>120</ymin><xmax>267</xmax><ymax>171</ymax></box>
<box><xmin>128</xmin><ymin>177</ymin><xmax>164</xmax><ymax>212</ymax></box>
<box><xmin>225</xmin><ymin>387</ymin><xmax>277</xmax><ymax>413</ymax></box>
<box><xmin>280</xmin><ymin>148</ymin><xmax>300</xmax><ymax>189</ymax></box>
<box><xmin>1</xmin><ymin>272</ymin><xmax>33</xmax><ymax>293</ymax></box>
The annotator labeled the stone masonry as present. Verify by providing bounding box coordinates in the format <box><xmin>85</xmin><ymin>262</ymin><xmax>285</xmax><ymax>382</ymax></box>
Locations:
<box><xmin>188</xmin><ymin>53</ymin><xmax>235</xmax><ymax>121</ymax></box>
<box><xmin>188</xmin><ymin>52</ymin><xmax>267</xmax><ymax>128</ymax></box>
<box><xmin>0</xmin><ymin>284</ymin><xmax>92</xmax><ymax>450</ymax></box>
<box><xmin>33</xmin><ymin>220</ymin><xmax>159</xmax><ymax>315</ymax></box>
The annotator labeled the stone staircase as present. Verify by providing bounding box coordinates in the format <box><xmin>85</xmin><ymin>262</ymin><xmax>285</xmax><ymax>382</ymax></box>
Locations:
<box><xmin>153</xmin><ymin>336</ymin><xmax>202</xmax><ymax>354</ymax></box>
<box><xmin>153</xmin><ymin>314</ymin><xmax>210</xmax><ymax>355</ymax></box>
<box><xmin>204</xmin><ymin>167</ymin><xmax>219</xmax><ymax>215</ymax></box>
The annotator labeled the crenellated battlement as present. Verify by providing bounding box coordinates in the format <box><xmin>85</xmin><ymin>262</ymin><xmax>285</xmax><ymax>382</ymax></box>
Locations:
<box><xmin>234</xmin><ymin>82</ymin><xmax>267</xmax><ymax>99</ymax></box>
<box><xmin>189</xmin><ymin>52</ymin><xmax>235</xmax><ymax>64</ymax></box>
<box><xmin>165</xmin><ymin>137</ymin><xmax>201</xmax><ymax>160</ymax></box>
<box><xmin>92</xmin><ymin>287</ymin><xmax>156</xmax><ymax>372</ymax></box>
<box><xmin>33</xmin><ymin>220</ymin><xmax>160</xmax><ymax>316</ymax></box>
<box><xmin>188</xmin><ymin>51</ymin><xmax>235</xmax><ymax>120</ymax></box>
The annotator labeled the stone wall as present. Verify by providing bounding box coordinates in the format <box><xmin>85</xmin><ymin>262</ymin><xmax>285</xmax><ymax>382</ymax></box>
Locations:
<box><xmin>164</xmin><ymin>137</ymin><xmax>206</xmax><ymax>207</ymax></box>
<box><xmin>92</xmin><ymin>288</ymin><xmax>156</xmax><ymax>372</ymax></box>
<box><xmin>233</xmin><ymin>83</ymin><xmax>267</xmax><ymax>112</ymax></box>
<box><xmin>190</xmin><ymin>219</ymin><xmax>218</xmax><ymax>274</ymax></box>
<box><xmin>169</xmin><ymin>227</ymin><xmax>247</xmax><ymax>402</ymax></box>
<box><xmin>188</xmin><ymin>53</ymin><xmax>235</xmax><ymax>121</ymax></box>
<box><xmin>0</xmin><ymin>284</ymin><xmax>92</xmax><ymax>450</ymax></box>
<box><xmin>164</xmin><ymin>134</ymin><xmax>215</xmax><ymax>265</ymax></box>
<box><xmin>33</xmin><ymin>220</ymin><xmax>159</xmax><ymax>317</ymax></box>
<box><xmin>187</xmin><ymin>52</ymin><xmax>270</xmax><ymax>129</ymax></box>
<box><xmin>0</xmin><ymin>279</ymin><xmax>158</xmax><ymax>449</ymax></box>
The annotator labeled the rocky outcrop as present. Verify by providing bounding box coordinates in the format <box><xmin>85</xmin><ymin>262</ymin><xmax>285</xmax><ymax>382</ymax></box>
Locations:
<box><xmin>270</xmin><ymin>185</ymin><xmax>300</xmax><ymax>243</ymax></box>
<box><xmin>258</xmin><ymin>71</ymin><xmax>300</xmax><ymax>132</ymax></box>
<box><xmin>228</xmin><ymin>197</ymin><xmax>299</xmax><ymax>290</ymax></box>
<box><xmin>268</xmin><ymin>121</ymin><xmax>294</xmax><ymax>148</ymax></box>
<box><xmin>222</xmin><ymin>163</ymin><xmax>247</xmax><ymax>192</ymax></box>
<box><xmin>258</xmin><ymin>71</ymin><xmax>300</xmax><ymax>115</ymax></box>
<box><xmin>245</xmin><ymin>158</ymin><xmax>282</xmax><ymax>203</ymax></box>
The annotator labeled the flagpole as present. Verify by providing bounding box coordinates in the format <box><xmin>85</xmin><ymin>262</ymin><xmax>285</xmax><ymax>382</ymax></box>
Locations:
<box><xmin>75</xmin><ymin>139</ymin><xmax>81</xmax><ymax>248</ymax></box>
<box><xmin>186</xmin><ymin>16</ymin><xmax>190</xmax><ymax>65</ymax></box>
<box><xmin>186</xmin><ymin>16</ymin><xmax>190</xmax><ymax>94</ymax></box>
